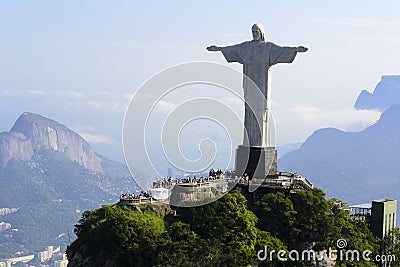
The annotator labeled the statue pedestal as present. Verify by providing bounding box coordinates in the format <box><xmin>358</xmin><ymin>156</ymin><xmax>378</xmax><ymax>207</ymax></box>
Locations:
<box><xmin>235</xmin><ymin>146</ymin><xmax>277</xmax><ymax>179</ymax></box>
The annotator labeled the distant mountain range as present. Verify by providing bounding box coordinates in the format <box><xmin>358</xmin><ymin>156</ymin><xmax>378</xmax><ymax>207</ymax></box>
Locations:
<box><xmin>354</xmin><ymin>75</ymin><xmax>400</xmax><ymax>111</ymax></box>
<box><xmin>279</xmin><ymin>102</ymin><xmax>400</xmax><ymax>205</ymax></box>
<box><xmin>0</xmin><ymin>112</ymin><xmax>139</xmax><ymax>258</ymax></box>
<box><xmin>277</xmin><ymin>142</ymin><xmax>302</xmax><ymax>159</ymax></box>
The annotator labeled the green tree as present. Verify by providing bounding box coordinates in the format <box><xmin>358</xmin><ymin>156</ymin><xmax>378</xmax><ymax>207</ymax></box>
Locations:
<box><xmin>254</xmin><ymin>229</ymin><xmax>289</xmax><ymax>267</ymax></box>
<box><xmin>253</xmin><ymin>191</ymin><xmax>298</xmax><ymax>244</ymax></box>
<box><xmin>380</xmin><ymin>228</ymin><xmax>400</xmax><ymax>267</ymax></box>
<box><xmin>291</xmin><ymin>188</ymin><xmax>333</xmax><ymax>247</ymax></box>
<box><xmin>67</xmin><ymin>204</ymin><xmax>166</xmax><ymax>266</ymax></box>
<box><xmin>156</xmin><ymin>221</ymin><xmax>199</xmax><ymax>266</ymax></box>
<box><xmin>176</xmin><ymin>190</ymin><xmax>259</xmax><ymax>266</ymax></box>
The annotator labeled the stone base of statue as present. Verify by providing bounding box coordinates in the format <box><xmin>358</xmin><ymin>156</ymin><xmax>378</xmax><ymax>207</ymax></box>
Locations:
<box><xmin>235</xmin><ymin>146</ymin><xmax>277</xmax><ymax>179</ymax></box>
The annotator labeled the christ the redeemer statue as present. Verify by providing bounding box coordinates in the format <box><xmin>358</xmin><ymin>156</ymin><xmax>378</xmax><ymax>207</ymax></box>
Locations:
<box><xmin>207</xmin><ymin>23</ymin><xmax>307</xmax><ymax>148</ymax></box>
<box><xmin>207</xmin><ymin>23</ymin><xmax>307</xmax><ymax>179</ymax></box>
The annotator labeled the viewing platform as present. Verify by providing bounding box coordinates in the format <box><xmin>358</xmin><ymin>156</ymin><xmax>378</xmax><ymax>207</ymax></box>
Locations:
<box><xmin>140</xmin><ymin>170</ymin><xmax>314</xmax><ymax>205</ymax></box>
<box><xmin>119</xmin><ymin>192</ymin><xmax>153</xmax><ymax>206</ymax></box>
<box><xmin>150</xmin><ymin>174</ymin><xmax>229</xmax><ymax>205</ymax></box>
<box><xmin>233</xmin><ymin>171</ymin><xmax>313</xmax><ymax>201</ymax></box>
<box><xmin>235</xmin><ymin>172</ymin><xmax>313</xmax><ymax>191</ymax></box>
<box><xmin>119</xmin><ymin>169</ymin><xmax>313</xmax><ymax>207</ymax></box>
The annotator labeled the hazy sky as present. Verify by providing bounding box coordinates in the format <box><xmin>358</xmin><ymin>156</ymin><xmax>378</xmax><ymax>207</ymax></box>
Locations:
<box><xmin>1</xmin><ymin>1</ymin><xmax>399</xmax><ymax>171</ymax></box>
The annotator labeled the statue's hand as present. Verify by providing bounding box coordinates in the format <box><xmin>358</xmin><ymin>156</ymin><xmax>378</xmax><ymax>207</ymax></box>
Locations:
<box><xmin>206</xmin><ymin>45</ymin><xmax>219</xmax><ymax>52</ymax></box>
<box><xmin>296</xmin><ymin>46</ymin><xmax>308</xmax><ymax>53</ymax></box>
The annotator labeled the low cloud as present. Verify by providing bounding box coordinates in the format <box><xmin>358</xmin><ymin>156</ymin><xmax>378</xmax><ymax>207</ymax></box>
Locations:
<box><xmin>123</xmin><ymin>93</ymin><xmax>133</xmax><ymax>100</ymax></box>
<box><xmin>26</xmin><ymin>90</ymin><xmax>46</xmax><ymax>95</ymax></box>
<box><xmin>273</xmin><ymin>103</ymin><xmax>381</xmax><ymax>145</ymax></box>
<box><xmin>79</xmin><ymin>132</ymin><xmax>115</xmax><ymax>145</ymax></box>
<box><xmin>95</xmin><ymin>90</ymin><xmax>110</xmax><ymax>96</ymax></box>
<box><xmin>152</xmin><ymin>100</ymin><xmax>177</xmax><ymax>114</ymax></box>
<box><xmin>287</xmin><ymin>105</ymin><xmax>380</xmax><ymax>130</ymax></box>
<box><xmin>54</xmin><ymin>90</ymin><xmax>85</xmax><ymax>99</ymax></box>
<box><xmin>87</xmin><ymin>100</ymin><xmax>125</xmax><ymax>112</ymax></box>
<box><xmin>21</xmin><ymin>89</ymin><xmax>129</xmax><ymax>112</ymax></box>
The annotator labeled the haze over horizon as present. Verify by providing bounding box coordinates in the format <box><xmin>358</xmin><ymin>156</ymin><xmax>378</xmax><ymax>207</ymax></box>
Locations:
<box><xmin>1</xmin><ymin>1</ymin><xmax>399</xmax><ymax>166</ymax></box>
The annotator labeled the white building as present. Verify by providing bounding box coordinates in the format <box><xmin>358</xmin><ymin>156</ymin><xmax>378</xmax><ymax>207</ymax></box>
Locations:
<box><xmin>1</xmin><ymin>255</ymin><xmax>34</xmax><ymax>266</ymax></box>
<box><xmin>53</xmin><ymin>246</ymin><xmax>61</xmax><ymax>254</ymax></box>
<box><xmin>37</xmin><ymin>251</ymin><xmax>49</xmax><ymax>263</ymax></box>
<box><xmin>37</xmin><ymin>245</ymin><xmax>56</xmax><ymax>263</ymax></box>
<box><xmin>54</xmin><ymin>260</ymin><xmax>68</xmax><ymax>267</ymax></box>
<box><xmin>46</xmin><ymin>246</ymin><xmax>54</xmax><ymax>257</ymax></box>
<box><xmin>54</xmin><ymin>254</ymin><xmax>68</xmax><ymax>267</ymax></box>
<box><xmin>0</xmin><ymin>261</ymin><xmax>11</xmax><ymax>267</ymax></box>
<box><xmin>0</xmin><ymin>208</ymin><xmax>17</xmax><ymax>216</ymax></box>
<box><xmin>0</xmin><ymin>222</ymin><xmax>11</xmax><ymax>231</ymax></box>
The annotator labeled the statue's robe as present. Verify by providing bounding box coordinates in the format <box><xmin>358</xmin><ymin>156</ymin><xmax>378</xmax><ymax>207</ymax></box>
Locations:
<box><xmin>220</xmin><ymin>41</ymin><xmax>298</xmax><ymax>147</ymax></box>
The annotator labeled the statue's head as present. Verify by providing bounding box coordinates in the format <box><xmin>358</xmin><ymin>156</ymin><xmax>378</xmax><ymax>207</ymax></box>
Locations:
<box><xmin>252</xmin><ymin>23</ymin><xmax>265</xmax><ymax>42</ymax></box>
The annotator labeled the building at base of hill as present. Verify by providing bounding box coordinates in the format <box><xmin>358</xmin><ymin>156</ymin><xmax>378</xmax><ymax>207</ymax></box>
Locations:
<box><xmin>347</xmin><ymin>199</ymin><xmax>397</xmax><ymax>238</ymax></box>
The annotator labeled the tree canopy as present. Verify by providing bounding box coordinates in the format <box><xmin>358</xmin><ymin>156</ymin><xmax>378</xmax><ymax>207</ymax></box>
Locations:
<box><xmin>67</xmin><ymin>189</ymin><xmax>382</xmax><ymax>267</ymax></box>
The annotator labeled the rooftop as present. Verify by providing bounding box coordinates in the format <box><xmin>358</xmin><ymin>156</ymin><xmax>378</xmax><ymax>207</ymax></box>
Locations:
<box><xmin>348</xmin><ymin>203</ymin><xmax>372</xmax><ymax>209</ymax></box>
<box><xmin>372</xmin><ymin>199</ymin><xmax>396</xmax><ymax>203</ymax></box>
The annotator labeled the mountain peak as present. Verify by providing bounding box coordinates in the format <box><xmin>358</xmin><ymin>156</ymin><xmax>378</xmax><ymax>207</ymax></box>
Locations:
<box><xmin>0</xmin><ymin>112</ymin><xmax>103</xmax><ymax>172</ymax></box>
<box><xmin>280</xmin><ymin>102</ymin><xmax>400</xmax><ymax>203</ymax></box>
<box><xmin>12</xmin><ymin>112</ymin><xmax>71</xmax><ymax>137</ymax></box>
<box><xmin>14</xmin><ymin>112</ymin><xmax>61</xmax><ymax>126</ymax></box>
<box><xmin>354</xmin><ymin>75</ymin><xmax>400</xmax><ymax>111</ymax></box>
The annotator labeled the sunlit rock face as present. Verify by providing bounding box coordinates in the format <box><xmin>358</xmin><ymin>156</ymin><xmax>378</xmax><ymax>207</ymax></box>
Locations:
<box><xmin>0</xmin><ymin>112</ymin><xmax>103</xmax><ymax>173</ymax></box>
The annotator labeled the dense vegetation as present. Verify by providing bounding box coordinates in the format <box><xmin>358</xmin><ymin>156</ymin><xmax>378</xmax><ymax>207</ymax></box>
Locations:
<box><xmin>65</xmin><ymin>188</ymin><xmax>398</xmax><ymax>266</ymax></box>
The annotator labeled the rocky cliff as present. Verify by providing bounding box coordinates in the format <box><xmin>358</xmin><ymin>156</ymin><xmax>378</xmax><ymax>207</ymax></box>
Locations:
<box><xmin>0</xmin><ymin>112</ymin><xmax>103</xmax><ymax>172</ymax></box>
<box><xmin>354</xmin><ymin>75</ymin><xmax>400</xmax><ymax>111</ymax></box>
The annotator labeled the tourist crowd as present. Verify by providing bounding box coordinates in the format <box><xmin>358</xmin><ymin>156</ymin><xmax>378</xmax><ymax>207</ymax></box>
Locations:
<box><xmin>153</xmin><ymin>168</ymin><xmax>227</xmax><ymax>188</ymax></box>
<box><xmin>120</xmin><ymin>191</ymin><xmax>151</xmax><ymax>200</ymax></box>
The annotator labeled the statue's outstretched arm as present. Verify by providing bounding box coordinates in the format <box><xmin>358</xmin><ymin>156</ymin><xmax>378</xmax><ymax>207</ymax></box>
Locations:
<box><xmin>296</xmin><ymin>46</ymin><xmax>308</xmax><ymax>53</ymax></box>
<box><xmin>206</xmin><ymin>45</ymin><xmax>221</xmax><ymax>52</ymax></box>
<box><xmin>207</xmin><ymin>44</ymin><xmax>242</xmax><ymax>63</ymax></box>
